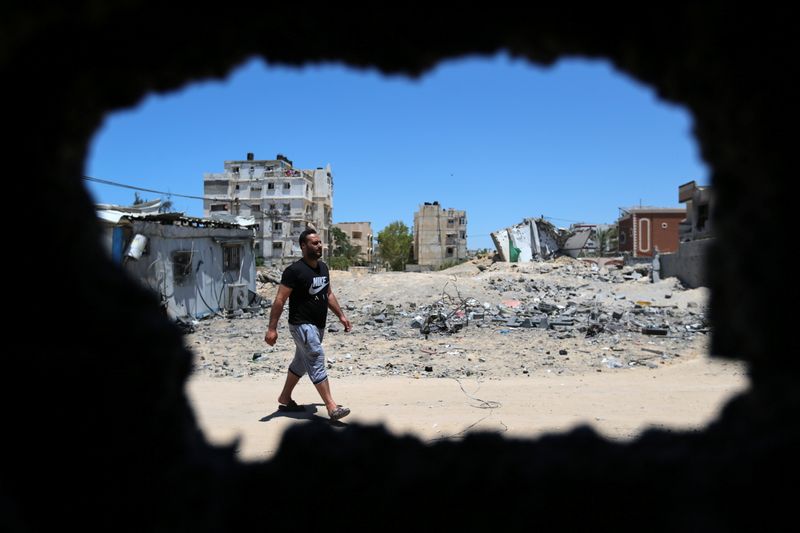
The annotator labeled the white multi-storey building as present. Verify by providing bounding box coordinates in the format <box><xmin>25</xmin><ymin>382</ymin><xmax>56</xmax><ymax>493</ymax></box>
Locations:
<box><xmin>204</xmin><ymin>153</ymin><xmax>333</xmax><ymax>263</ymax></box>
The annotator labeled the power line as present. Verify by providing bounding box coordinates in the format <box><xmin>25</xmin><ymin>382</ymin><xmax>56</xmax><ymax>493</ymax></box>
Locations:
<box><xmin>82</xmin><ymin>175</ymin><xmax>206</xmax><ymax>201</ymax></box>
<box><xmin>85</xmin><ymin>174</ymin><xmax>607</xmax><ymax>227</ymax></box>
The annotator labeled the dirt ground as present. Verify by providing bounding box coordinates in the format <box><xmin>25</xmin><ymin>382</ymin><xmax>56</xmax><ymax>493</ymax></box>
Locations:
<box><xmin>187</xmin><ymin>355</ymin><xmax>748</xmax><ymax>461</ymax></box>
<box><xmin>185</xmin><ymin>257</ymin><xmax>748</xmax><ymax>461</ymax></box>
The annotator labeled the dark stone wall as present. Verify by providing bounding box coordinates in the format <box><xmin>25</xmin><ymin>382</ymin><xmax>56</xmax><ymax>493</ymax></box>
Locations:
<box><xmin>2</xmin><ymin>4</ymin><xmax>795</xmax><ymax>531</ymax></box>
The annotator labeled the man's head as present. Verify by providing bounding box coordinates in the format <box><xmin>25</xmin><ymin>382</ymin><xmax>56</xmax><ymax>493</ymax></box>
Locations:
<box><xmin>299</xmin><ymin>229</ymin><xmax>323</xmax><ymax>260</ymax></box>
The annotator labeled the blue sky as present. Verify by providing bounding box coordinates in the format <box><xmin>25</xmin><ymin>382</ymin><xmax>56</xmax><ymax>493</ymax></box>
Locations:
<box><xmin>86</xmin><ymin>53</ymin><xmax>708</xmax><ymax>250</ymax></box>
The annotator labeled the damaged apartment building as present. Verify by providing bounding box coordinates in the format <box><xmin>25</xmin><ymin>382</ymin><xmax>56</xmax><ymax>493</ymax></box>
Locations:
<box><xmin>203</xmin><ymin>153</ymin><xmax>333</xmax><ymax>264</ymax></box>
<box><xmin>412</xmin><ymin>202</ymin><xmax>467</xmax><ymax>270</ymax></box>
<box><xmin>658</xmin><ymin>180</ymin><xmax>714</xmax><ymax>288</ymax></box>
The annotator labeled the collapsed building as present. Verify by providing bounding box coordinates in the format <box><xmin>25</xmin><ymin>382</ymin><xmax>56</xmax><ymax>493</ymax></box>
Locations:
<box><xmin>659</xmin><ymin>181</ymin><xmax>715</xmax><ymax>288</ymax></box>
<box><xmin>491</xmin><ymin>217</ymin><xmax>593</xmax><ymax>261</ymax></box>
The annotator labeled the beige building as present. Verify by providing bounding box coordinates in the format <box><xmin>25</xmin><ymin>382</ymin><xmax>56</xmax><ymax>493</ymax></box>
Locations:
<box><xmin>332</xmin><ymin>222</ymin><xmax>373</xmax><ymax>264</ymax></box>
<box><xmin>203</xmin><ymin>153</ymin><xmax>333</xmax><ymax>262</ymax></box>
<box><xmin>413</xmin><ymin>201</ymin><xmax>467</xmax><ymax>268</ymax></box>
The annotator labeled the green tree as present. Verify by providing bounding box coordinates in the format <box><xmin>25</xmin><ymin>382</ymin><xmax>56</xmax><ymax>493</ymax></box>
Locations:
<box><xmin>377</xmin><ymin>221</ymin><xmax>413</xmax><ymax>271</ymax></box>
<box><xmin>594</xmin><ymin>226</ymin><xmax>619</xmax><ymax>256</ymax></box>
<box><xmin>328</xmin><ymin>256</ymin><xmax>351</xmax><ymax>271</ymax></box>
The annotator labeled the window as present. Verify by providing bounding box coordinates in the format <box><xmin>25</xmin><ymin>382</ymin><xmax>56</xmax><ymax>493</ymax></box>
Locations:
<box><xmin>639</xmin><ymin>218</ymin><xmax>651</xmax><ymax>252</ymax></box>
<box><xmin>274</xmin><ymin>222</ymin><xmax>282</xmax><ymax>231</ymax></box>
<box><xmin>284</xmin><ymin>182</ymin><xmax>291</xmax><ymax>189</ymax></box>
<box><xmin>352</xmin><ymin>231</ymin><xmax>362</xmax><ymax>239</ymax></box>
<box><xmin>459</xmin><ymin>217</ymin><xmax>466</xmax><ymax>225</ymax></box>
<box><xmin>172</xmin><ymin>251</ymin><xmax>193</xmax><ymax>285</ymax></box>
<box><xmin>283</xmin><ymin>204</ymin><xmax>290</xmax><ymax>213</ymax></box>
<box><xmin>447</xmin><ymin>219</ymin><xmax>455</xmax><ymax>228</ymax></box>
<box><xmin>697</xmin><ymin>204</ymin><xmax>709</xmax><ymax>231</ymax></box>
<box><xmin>460</xmin><ymin>231</ymin><xmax>466</xmax><ymax>239</ymax></box>
<box><xmin>251</xmin><ymin>204</ymin><xmax>261</xmax><ymax>212</ymax></box>
<box><xmin>446</xmin><ymin>247</ymin><xmax>454</xmax><ymax>257</ymax></box>
<box><xmin>272</xmin><ymin>242</ymin><xmax>283</xmax><ymax>249</ymax></box>
<box><xmin>210</xmin><ymin>204</ymin><xmax>228</xmax><ymax>212</ymax></box>
<box><xmin>267</xmin><ymin>182</ymin><xmax>275</xmax><ymax>190</ymax></box>
<box><xmin>661</xmin><ymin>222</ymin><xmax>668</xmax><ymax>229</ymax></box>
<box><xmin>292</xmin><ymin>221</ymin><xmax>302</xmax><ymax>228</ymax></box>
<box><xmin>223</xmin><ymin>245</ymin><xmax>242</xmax><ymax>272</ymax></box>
<box><xmin>235</xmin><ymin>184</ymin><xmax>240</xmax><ymax>190</ymax></box>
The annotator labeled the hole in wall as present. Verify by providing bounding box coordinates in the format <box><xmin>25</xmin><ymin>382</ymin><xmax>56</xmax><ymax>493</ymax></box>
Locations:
<box><xmin>85</xmin><ymin>53</ymin><xmax>745</xmax><ymax>461</ymax></box>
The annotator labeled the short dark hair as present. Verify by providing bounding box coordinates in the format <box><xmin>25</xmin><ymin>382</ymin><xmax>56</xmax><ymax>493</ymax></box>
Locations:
<box><xmin>299</xmin><ymin>229</ymin><xmax>318</xmax><ymax>247</ymax></box>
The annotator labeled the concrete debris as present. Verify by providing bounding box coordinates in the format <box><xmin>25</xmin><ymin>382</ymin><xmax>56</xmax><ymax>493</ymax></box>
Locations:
<box><xmin>257</xmin><ymin>269</ymin><xmax>282</xmax><ymax>284</ymax></box>
<box><xmin>190</xmin><ymin>258</ymin><xmax>709</xmax><ymax>379</ymax></box>
<box><xmin>491</xmin><ymin>217</ymin><xmax>587</xmax><ymax>262</ymax></box>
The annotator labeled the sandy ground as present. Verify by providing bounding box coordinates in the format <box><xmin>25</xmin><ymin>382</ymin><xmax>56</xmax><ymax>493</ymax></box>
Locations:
<box><xmin>187</xmin><ymin>355</ymin><xmax>748</xmax><ymax>462</ymax></box>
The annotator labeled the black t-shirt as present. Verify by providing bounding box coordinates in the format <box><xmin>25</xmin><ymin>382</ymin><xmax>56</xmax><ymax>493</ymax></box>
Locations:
<box><xmin>280</xmin><ymin>259</ymin><xmax>330</xmax><ymax>329</ymax></box>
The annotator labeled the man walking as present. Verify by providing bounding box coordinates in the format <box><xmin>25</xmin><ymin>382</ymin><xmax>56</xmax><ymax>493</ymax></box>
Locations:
<box><xmin>265</xmin><ymin>229</ymin><xmax>352</xmax><ymax>420</ymax></box>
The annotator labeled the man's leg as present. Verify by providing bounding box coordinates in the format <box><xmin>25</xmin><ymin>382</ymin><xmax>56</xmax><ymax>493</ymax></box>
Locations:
<box><xmin>279</xmin><ymin>328</ymin><xmax>306</xmax><ymax>405</ymax></box>
<box><xmin>278</xmin><ymin>369</ymin><xmax>301</xmax><ymax>406</ymax></box>
<box><xmin>313</xmin><ymin>377</ymin><xmax>337</xmax><ymax>414</ymax></box>
<box><xmin>314</xmin><ymin>378</ymin><xmax>349</xmax><ymax>420</ymax></box>
<box><xmin>300</xmin><ymin>325</ymin><xmax>349</xmax><ymax>419</ymax></box>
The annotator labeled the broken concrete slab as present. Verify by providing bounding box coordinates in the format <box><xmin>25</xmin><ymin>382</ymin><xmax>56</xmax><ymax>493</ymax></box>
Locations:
<box><xmin>561</xmin><ymin>228</ymin><xmax>593</xmax><ymax>258</ymax></box>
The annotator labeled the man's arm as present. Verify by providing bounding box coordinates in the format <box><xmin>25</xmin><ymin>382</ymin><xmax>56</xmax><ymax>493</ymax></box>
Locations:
<box><xmin>327</xmin><ymin>286</ymin><xmax>352</xmax><ymax>332</ymax></box>
<box><xmin>265</xmin><ymin>284</ymin><xmax>292</xmax><ymax>345</ymax></box>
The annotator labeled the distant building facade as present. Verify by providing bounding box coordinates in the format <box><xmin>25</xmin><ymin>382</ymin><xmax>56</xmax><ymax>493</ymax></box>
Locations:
<box><xmin>332</xmin><ymin>222</ymin><xmax>373</xmax><ymax>264</ymax></box>
<box><xmin>659</xmin><ymin>181</ymin><xmax>715</xmax><ymax>288</ymax></box>
<box><xmin>617</xmin><ymin>207</ymin><xmax>685</xmax><ymax>258</ymax></box>
<box><xmin>203</xmin><ymin>153</ymin><xmax>333</xmax><ymax>262</ymax></box>
<box><xmin>413</xmin><ymin>201</ymin><xmax>467</xmax><ymax>268</ymax></box>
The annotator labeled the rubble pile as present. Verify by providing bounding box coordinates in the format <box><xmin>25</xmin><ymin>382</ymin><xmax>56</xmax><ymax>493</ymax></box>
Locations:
<box><xmin>187</xmin><ymin>258</ymin><xmax>710</xmax><ymax>379</ymax></box>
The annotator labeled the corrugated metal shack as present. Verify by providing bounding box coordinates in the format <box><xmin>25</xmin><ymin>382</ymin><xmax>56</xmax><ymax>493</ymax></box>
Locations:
<box><xmin>97</xmin><ymin>203</ymin><xmax>257</xmax><ymax>320</ymax></box>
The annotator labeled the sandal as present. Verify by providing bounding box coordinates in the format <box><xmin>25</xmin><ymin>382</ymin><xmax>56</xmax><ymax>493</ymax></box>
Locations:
<box><xmin>328</xmin><ymin>406</ymin><xmax>350</xmax><ymax>420</ymax></box>
<box><xmin>278</xmin><ymin>400</ymin><xmax>305</xmax><ymax>412</ymax></box>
